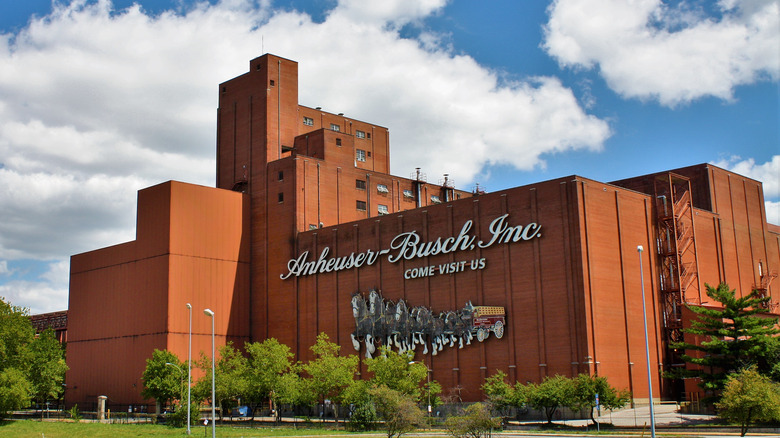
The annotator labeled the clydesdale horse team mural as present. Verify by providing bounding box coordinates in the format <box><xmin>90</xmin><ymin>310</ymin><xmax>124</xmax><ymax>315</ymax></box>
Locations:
<box><xmin>350</xmin><ymin>290</ymin><xmax>506</xmax><ymax>358</ymax></box>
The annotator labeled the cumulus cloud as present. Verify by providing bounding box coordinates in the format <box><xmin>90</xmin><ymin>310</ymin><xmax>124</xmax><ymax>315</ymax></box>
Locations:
<box><xmin>0</xmin><ymin>0</ymin><xmax>609</xmax><ymax>257</ymax></box>
<box><xmin>543</xmin><ymin>0</ymin><xmax>780</xmax><ymax>106</ymax></box>
<box><xmin>0</xmin><ymin>260</ymin><xmax>69</xmax><ymax>314</ymax></box>
<box><xmin>0</xmin><ymin>0</ymin><xmax>611</xmax><ymax>311</ymax></box>
<box><xmin>712</xmin><ymin>155</ymin><xmax>780</xmax><ymax>224</ymax></box>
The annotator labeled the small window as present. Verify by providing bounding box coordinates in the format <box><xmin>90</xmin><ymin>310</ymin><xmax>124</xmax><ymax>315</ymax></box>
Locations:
<box><xmin>356</xmin><ymin>130</ymin><xmax>366</xmax><ymax>139</ymax></box>
<box><xmin>378</xmin><ymin>204</ymin><xmax>389</xmax><ymax>215</ymax></box>
<box><xmin>377</xmin><ymin>184</ymin><xmax>389</xmax><ymax>194</ymax></box>
<box><xmin>269</xmin><ymin>80</ymin><xmax>275</xmax><ymax>87</ymax></box>
<box><xmin>336</xmin><ymin>138</ymin><xmax>342</xmax><ymax>146</ymax></box>
<box><xmin>431</xmin><ymin>195</ymin><xmax>441</xmax><ymax>204</ymax></box>
<box><xmin>278</xmin><ymin>171</ymin><xmax>284</xmax><ymax>181</ymax></box>
<box><xmin>330</xmin><ymin>123</ymin><xmax>340</xmax><ymax>132</ymax></box>
<box><xmin>367</xmin><ymin>151</ymin><xmax>372</xmax><ymax>157</ymax></box>
<box><xmin>303</xmin><ymin>117</ymin><xmax>314</xmax><ymax>126</ymax></box>
<box><xmin>367</xmin><ymin>133</ymin><xmax>371</xmax><ymax>139</ymax></box>
<box><xmin>403</xmin><ymin>189</ymin><xmax>414</xmax><ymax>199</ymax></box>
<box><xmin>356</xmin><ymin>200</ymin><xmax>367</xmax><ymax>211</ymax></box>
<box><xmin>278</xmin><ymin>193</ymin><xmax>284</xmax><ymax>203</ymax></box>
<box><xmin>356</xmin><ymin>149</ymin><xmax>367</xmax><ymax>162</ymax></box>
<box><xmin>356</xmin><ymin>179</ymin><xmax>366</xmax><ymax>190</ymax></box>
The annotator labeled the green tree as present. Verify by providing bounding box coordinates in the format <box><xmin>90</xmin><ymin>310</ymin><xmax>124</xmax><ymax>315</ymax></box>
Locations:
<box><xmin>194</xmin><ymin>341</ymin><xmax>250</xmax><ymax>420</ymax></box>
<box><xmin>716</xmin><ymin>367</ymin><xmax>780</xmax><ymax>437</ymax></box>
<box><xmin>0</xmin><ymin>298</ymin><xmax>35</xmax><ymax>370</ymax></box>
<box><xmin>370</xmin><ymin>384</ymin><xmax>424</xmax><ymax>438</ymax></box>
<box><xmin>481</xmin><ymin>370</ymin><xmax>513</xmax><ymax>420</ymax></box>
<box><xmin>0</xmin><ymin>367</ymin><xmax>32</xmax><ymax>418</ymax></box>
<box><xmin>141</xmin><ymin>349</ymin><xmax>185</xmax><ymax>411</ymax></box>
<box><xmin>569</xmin><ymin>374</ymin><xmax>630</xmax><ymax>425</ymax></box>
<box><xmin>0</xmin><ymin>298</ymin><xmax>35</xmax><ymax>418</ymax></box>
<box><xmin>301</xmin><ymin>332</ymin><xmax>358</xmax><ymax>419</ymax></box>
<box><xmin>245</xmin><ymin>338</ymin><xmax>295</xmax><ymax>419</ymax></box>
<box><xmin>670</xmin><ymin>283</ymin><xmax>780</xmax><ymax>393</ymax></box>
<box><xmin>525</xmin><ymin>375</ymin><xmax>574</xmax><ymax>424</ymax></box>
<box><xmin>445</xmin><ymin>402</ymin><xmax>501</xmax><ymax>438</ymax></box>
<box><xmin>27</xmin><ymin>328</ymin><xmax>68</xmax><ymax>409</ymax></box>
<box><xmin>366</xmin><ymin>348</ymin><xmax>427</xmax><ymax>399</ymax></box>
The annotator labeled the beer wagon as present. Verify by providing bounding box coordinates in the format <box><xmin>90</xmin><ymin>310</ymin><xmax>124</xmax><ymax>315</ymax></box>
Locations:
<box><xmin>471</xmin><ymin>306</ymin><xmax>505</xmax><ymax>341</ymax></box>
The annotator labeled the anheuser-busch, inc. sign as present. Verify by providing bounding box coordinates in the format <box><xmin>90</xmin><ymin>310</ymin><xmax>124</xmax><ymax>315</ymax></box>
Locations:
<box><xmin>280</xmin><ymin>214</ymin><xmax>542</xmax><ymax>280</ymax></box>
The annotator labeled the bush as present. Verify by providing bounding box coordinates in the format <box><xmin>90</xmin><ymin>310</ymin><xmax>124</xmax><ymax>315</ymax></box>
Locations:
<box><xmin>347</xmin><ymin>400</ymin><xmax>377</xmax><ymax>431</ymax></box>
<box><xmin>445</xmin><ymin>403</ymin><xmax>501</xmax><ymax>438</ymax></box>
<box><xmin>167</xmin><ymin>402</ymin><xmax>201</xmax><ymax>428</ymax></box>
<box><xmin>69</xmin><ymin>404</ymin><xmax>82</xmax><ymax>422</ymax></box>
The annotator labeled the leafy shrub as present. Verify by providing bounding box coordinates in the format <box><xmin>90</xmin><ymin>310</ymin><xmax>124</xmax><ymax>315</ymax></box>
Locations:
<box><xmin>69</xmin><ymin>404</ymin><xmax>82</xmax><ymax>422</ymax></box>
<box><xmin>167</xmin><ymin>402</ymin><xmax>201</xmax><ymax>428</ymax></box>
<box><xmin>445</xmin><ymin>403</ymin><xmax>501</xmax><ymax>438</ymax></box>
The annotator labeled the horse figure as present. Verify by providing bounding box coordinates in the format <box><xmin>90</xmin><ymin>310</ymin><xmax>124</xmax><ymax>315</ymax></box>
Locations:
<box><xmin>350</xmin><ymin>291</ymin><xmax>501</xmax><ymax>358</ymax></box>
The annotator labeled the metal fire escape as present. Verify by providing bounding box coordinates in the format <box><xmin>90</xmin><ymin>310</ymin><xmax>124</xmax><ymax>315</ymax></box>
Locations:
<box><xmin>754</xmin><ymin>261</ymin><xmax>778</xmax><ymax>311</ymax></box>
<box><xmin>654</xmin><ymin>173</ymin><xmax>699</xmax><ymax>365</ymax></box>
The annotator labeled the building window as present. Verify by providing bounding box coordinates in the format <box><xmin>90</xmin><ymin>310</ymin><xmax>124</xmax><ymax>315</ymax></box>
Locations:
<box><xmin>330</xmin><ymin>123</ymin><xmax>340</xmax><ymax>132</ymax></box>
<box><xmin>278</xmin><ymin>193</ymin><xmax>284</xmax><ymax>203</ymax></box>
<box><xmin>278</xmin><ymin>171</ymin><xmax>284</xmax><ymax>181</ymax></box>
<box><xmin>303</xmin><ymin>117</ymin><xmax>314</xmax><ymax>126</ymax></box>
<box><xmin>336</xmin><ymin>138</ymin><xmax>342</xmax><ymax>146</ymax></box>
<box><xmin>356</xmin><ymin>149</ymin><xmax>367</xmax><ymax>162</ymax></box>
<box><xmin>378</xmin><ymin>204</ymin><xmax>389</xmax><ymax>215</ymax></box>
<box><xmin>431</xmin><ymin>195</ymin><xmax>441</xmax><ymax>204</ymax></box>
<box><xmin>403</xmin><ymin>189</ymin><xmax>414</xmax><ymax>199</ymax></box>
<box><xmin>356</xmin><ymin>179</ymin><xmax>366</xmax><ymax>190</ymax></box>
<box><xmin>269</xmin><ymin>80</ymin><xmax>275</xmax><ymax>87</ymax></box>
<box><xmin>356</xmin><ymin>200</ymin><xmax>367</xmax><ymax>211</ymax></box>
<box><xmin>377</xmin><ymin>184</ymin><xmax>389</xmax><ymax>194</ymax></box>
<box><xmin>367</xmin><ymin>133</ymin><xmax>371</xmax><ymax>139</ymax></box>
<box><xmin>356</xmin><ymin>130</ymin><xmax>366</xmax><ymax>139</ymax></box>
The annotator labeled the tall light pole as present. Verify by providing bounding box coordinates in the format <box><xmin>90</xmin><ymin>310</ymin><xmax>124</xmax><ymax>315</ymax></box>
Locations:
<box><xmin>637</xmin><ymin>245</ymin><xmax>656</xmax><ymax>438</ymax></box>
<box><xmin>204</xmin><ymin>308</ymin><xmax>215</xmax><ymax>438</ymax></box>
<box><xmin>186</xmin><ymin>303</ymin><xmax>192</xmax><ymax>435</ymax></box>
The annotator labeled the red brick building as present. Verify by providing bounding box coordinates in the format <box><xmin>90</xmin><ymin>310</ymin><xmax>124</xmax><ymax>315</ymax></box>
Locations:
<box><xmin>65</xmin><ymin>54</ymin><xmax>779</xmax><ymax>409</ymax></box>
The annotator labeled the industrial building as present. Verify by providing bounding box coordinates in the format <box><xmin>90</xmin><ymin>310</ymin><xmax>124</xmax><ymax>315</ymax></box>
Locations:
<box><xmin>65</xmin><ymin>54</ymin><xmax>780</xmax><ymax>409</ymax></box>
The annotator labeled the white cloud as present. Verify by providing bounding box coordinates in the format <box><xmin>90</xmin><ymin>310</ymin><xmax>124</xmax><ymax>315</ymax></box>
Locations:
<box><xmin>0</xmin><ymin>0</ymin><xmax>609</xmax><ymax>258</ymax></box>
<box><xmin>0</xmin><ymin>260</ymin><xmax>69</xmax><ymax>314</ymax></box>
<box><xmin>712</xmin><ymin>155</ymin><xmax>780</xmax><ymax>198</ymax></box>
<box><xmin>0</xmin><ymin>261</ymin><xmax>11</xmax><ymax>276</ymax></box>
<box><xmin>766</xmin><ymin>200</ymin><xmax>780</xmax><ymax>225</ymax></box>
<box><xmin>712</xmin><ymin>155</ymin><xmax>780</xmax><ymax>225</ymax></box>
<box><xmin>543</xmin><ymin>0</ymin><xmax>780</xmax><ymax>106</ymax></box>
<box><xmin>0</xmin><ymin>0</ymin><xmax>610</xmax><ymax>312</ymax></box>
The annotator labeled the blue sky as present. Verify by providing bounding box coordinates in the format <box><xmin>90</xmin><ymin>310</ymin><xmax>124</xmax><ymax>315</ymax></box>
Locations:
<box><xmin>0</xmin><ymin>0</ymin><xmax>778</xmax><ymax>313</ymax></box>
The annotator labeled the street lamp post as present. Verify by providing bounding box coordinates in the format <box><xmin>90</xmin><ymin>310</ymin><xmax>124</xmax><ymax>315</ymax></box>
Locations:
<box><xmin>204</xmin><ymin>308</ymin><xmax>215</xmax><ymax>438</ymax></box>
<box><xmin>186</xmin><ymin>303</ymin><xmax>192</xmax><ymax>435</ymax></box>
<box><xmin>637</xmin><ymin>245</ymin><xmax>656</xmax><ymax>438</ymax></box>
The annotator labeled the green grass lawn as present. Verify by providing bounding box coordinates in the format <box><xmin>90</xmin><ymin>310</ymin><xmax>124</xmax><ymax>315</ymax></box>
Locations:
<box><xmin>0</xmin><ymin>420</ymin><xmax>354</xmax><ymax>438</ymax></box>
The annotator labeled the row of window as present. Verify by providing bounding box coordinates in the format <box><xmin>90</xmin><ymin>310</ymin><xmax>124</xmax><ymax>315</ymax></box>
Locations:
<box><xmin>356</xmin><ymin>200</ymin><xmax>389</xmax><ymax>215</ymax></box>
<box><xmin>301</xmin><ymin>117</ymin><xmax>371</xmax><ymax>139</ymax></box>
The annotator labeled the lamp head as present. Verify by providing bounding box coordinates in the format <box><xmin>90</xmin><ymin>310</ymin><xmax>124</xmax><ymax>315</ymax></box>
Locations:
<box><xmin>637</xmin><ymin>245</ymin><xmax>644</xmax><ymax>252</ymax></box>
<box><xmin>204</xmin><ymin>308</ymin><xmax>214</xmax><ymax>317</ymax></box>
<box><xmin>186</xmin><ymin>303</ymin><xmax>192</xmax><ymax>309</ymax></box>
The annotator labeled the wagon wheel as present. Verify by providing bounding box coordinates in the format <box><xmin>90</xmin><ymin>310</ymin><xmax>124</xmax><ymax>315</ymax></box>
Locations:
<box><xmin>477</xmin><ymin>327</ymin><xmax>489</xmax><ymax>342</ymax></box>
<box><xmin>493</xmin><ymin>321</ymin><xmax>504</xmax><ymax>339</ymax></box>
